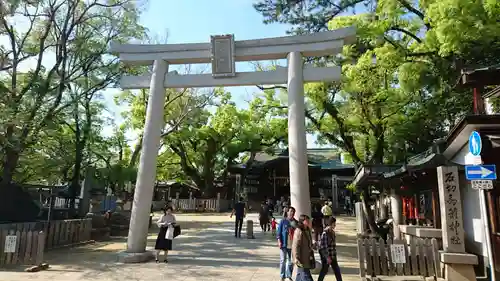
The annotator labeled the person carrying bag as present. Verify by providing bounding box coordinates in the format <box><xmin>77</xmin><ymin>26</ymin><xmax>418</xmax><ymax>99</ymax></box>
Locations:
<box><xmin>318</xmin><ymin>217</ymin><xmax>343</xmax><ymax>281</ymax></box>
<box><xmin>292</xmin><ymin>214</ymin><xmax>315</xmax><ymax>281</ymax></box>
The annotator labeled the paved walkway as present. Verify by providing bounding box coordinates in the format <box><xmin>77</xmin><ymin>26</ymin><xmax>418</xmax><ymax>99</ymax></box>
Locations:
<box><xmin>0</xmin><ymin>213</ymin><xmax>360</xmax><ymax>281</ymax></box>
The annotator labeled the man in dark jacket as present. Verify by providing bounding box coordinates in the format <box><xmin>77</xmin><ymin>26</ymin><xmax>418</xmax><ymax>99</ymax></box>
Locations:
<box><xmin>230</xmin><ymin>197</ymin><xmax>246</xmax><ymax>238</ymax></box>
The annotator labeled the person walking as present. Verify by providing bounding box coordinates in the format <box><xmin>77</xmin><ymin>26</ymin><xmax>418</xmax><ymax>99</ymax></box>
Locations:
<box><xmin>271</xmin><ymin>217</ymin><xmax>277</xmax><ymax>236</ymax></box>
<box><xmin>259</xmin><ymin>202</ymin><xmax>270</xmax><ymax>232</ymax></box>
<box><xmin>281</xmin><ymin>196</ymin><xmax>289</xmax><ymax>214</ymax></box>
<box><xmin>282</xmin><ymin>206</ymin><xmax>289</xmax><ymax>218</ymax></box>
<box><xmin>321</xmin><ymin>201</ymin><xmax>333</xmax><ymax>227</ymax></box>
<box><xmin>154</xmin><ymin>206</ymin><xmax>177</xmax><ymax>263</ymax></box>
<box><xmin>277</xmin><ymin>206</ymin><xmax>297</xmax><ymax>281</ymax></box>
<box><xmin>318</xmin><ymin>217</ymin><xmax>343</xmax><ymax>281</ymax></box>
<box><xmin>230</xmin><ymin>197</ymin><xmax>246</xmax><ymax>238</ymax></box>
<box><xmin>292</xmin><ymin>214</ymin><xmax>315</xmax><ymax>281</ymax></box>
<box><xmin>267</xmin><ymin>198</ymin><xmax>275</xmax><ymax>231</ymax></box>
<box><xmin>311</xmin><ymin>203</ymin><xmax>324</xmax><ymax>247</ymax></box>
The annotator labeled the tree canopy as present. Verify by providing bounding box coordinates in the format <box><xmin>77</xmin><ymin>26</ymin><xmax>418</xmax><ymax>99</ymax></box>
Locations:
<box><xmin>254</xmin><ymin>0</ymin><xmax>500</xmax><ymax>164</ymax></box>
<box><xmin>253</xmin><ymin>0</ymin><xmax>500</xmax><ymax>233</ymax></box>
<box><xmin>0</xmin><ymin>0</ymin><xmax>145</xmax><ymax>188</ymax></box>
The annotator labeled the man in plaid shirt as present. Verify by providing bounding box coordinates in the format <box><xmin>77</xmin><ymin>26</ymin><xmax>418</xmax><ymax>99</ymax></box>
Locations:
<box><xmin>318</xmin><ymin>217</ymin><xmax>343</xmax><ymax>281</ymax></box>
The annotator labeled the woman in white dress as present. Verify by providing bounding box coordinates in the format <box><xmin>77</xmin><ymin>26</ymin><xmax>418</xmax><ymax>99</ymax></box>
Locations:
<box><xmin>154</xmin><ymin>206</ymin><xmax>176</xmax><ymax>263</ymax></box>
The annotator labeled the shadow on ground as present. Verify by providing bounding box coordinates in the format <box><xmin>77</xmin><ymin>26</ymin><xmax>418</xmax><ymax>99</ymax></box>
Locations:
<box><xmin>0</xmin><ymin>214</ymin><xmax>361</xmax><ymax>281</ymax></box>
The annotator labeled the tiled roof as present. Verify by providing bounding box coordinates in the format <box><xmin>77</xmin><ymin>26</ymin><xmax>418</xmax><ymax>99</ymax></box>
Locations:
<box><xmin>238</xmin><ymin>148</ymin><xmax>354</xmax><ymax>170</ymax></box>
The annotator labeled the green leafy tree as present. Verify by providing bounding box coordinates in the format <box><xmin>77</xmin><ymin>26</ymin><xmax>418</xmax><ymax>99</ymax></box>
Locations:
<box><xmin>0</xmin><ymin>0</ymin><xmax>146</xmax><ymax>188</ymax></box>
<box><xmin>254</xmin><ymin>0</ymin><xmax>500</xmax><ymax>233</ymax></box>
<box><xmin>115</xmin><ymin>86</ymin><xmax>218</xmax><ymax>171</ymax></box>
<box><xmin>165</xmin><ymin>90</ymin><xmax>287</xmax><ymax>197</ymax></box>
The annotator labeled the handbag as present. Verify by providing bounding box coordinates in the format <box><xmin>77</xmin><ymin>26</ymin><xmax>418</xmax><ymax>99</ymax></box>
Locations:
<box><xmin>306</xmin><ymin>230</ymin><xmax>316</xmax><ymax>269</ymax></box>
<box><xmin>309</xmin><ymin>250</ymin><xmax>316</xmax><ymax>269</ymax></box>
<box><xmin>173</xmin><ymin>225</ymin><xmax>181</xmax><ymax>238</ymax></box>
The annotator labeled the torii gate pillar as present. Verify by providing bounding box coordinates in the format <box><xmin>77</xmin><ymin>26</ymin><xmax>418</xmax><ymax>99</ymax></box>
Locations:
<box><xmin>126</xmin><ymin>60</ymin><xmax>168</xmax><ymax>254</ymax></box>
<box><xmin>287</xmin><ymin>51</ymin><xmax>311</xmax><ymax>219</ymax></box>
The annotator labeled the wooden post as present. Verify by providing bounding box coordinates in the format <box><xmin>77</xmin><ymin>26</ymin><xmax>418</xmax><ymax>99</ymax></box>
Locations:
<box><xmin>390</xmin><ymin>189</ymin><xmax>402</xmax><ymax>239</ymax></box>
<box><xmin>216</xmin><ymin>193</ymin><xmax>221</xmax><ymax>212</ymax></box>
<box><xmin>432</xmin><ymin>186</ymin><xmax>441</xmax><ymax>228</ymax></box>
<box><xmin>413</xmin><ymin>193</ymin><xmax>419</xmax><ymax>225</ymax></box>
<box><xmin>35</xmin><ymin>231</ymin><xmax>45</xmax><ymax>265</ymax></box>
<box><xmin>437</xmin><ymin>166</ymin><xmax>477</xmax><ymax>281</ymax></box>
<box><xmin>246</xmin><ymin>220</ymin><xmax>254</xmax><ymax>239</ymax></box>
<box><xmin>175</xmin><ymin>192</ymin><xmax>180</xmax><ymax>211</ymax></box>
<box><xmin>355</xmin><ymin>202</ymin><xmax>366</xmax><ymax>234</ymax></box>
<box><xmin>273</xmin><ymin>169</ymin><xmax>276</xmax><ymax>197</ymax></box>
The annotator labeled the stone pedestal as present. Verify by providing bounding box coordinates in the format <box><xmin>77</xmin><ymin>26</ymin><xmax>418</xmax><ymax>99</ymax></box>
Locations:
<box><xmin>110</xmin><ymin>211</ymin><xmax>131</xmax><ymax>236</ymax></box>
<box><xmin>246</xmin><ymin>220</ymin><xmax>254</xmax><ymax>239</ymax></box>
<box><xmin>89</xmin><ymin>196</ymin><xmax>102</xmax><ymax>213</ymax></box>
<box><xmin>86</xmin><ymin>193</ymin><xmax>111</xmax><ymax>241</ymax></box>
<box><xmin>115</xmin><ymin>199</ymin><xmax>125</xmax><ymax>211</ymax></box>
<box><xmin>117</xmin><ymin>249</ymin><xmax>155</xmax><ymax>263</ymax></box>
<box><xmin>441</xmin><ymin>252</ymin><xmax>478</xmax><ymax>281</ymax></box>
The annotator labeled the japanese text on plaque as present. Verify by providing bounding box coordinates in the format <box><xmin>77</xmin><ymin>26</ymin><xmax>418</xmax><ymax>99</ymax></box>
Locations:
<box><xmin>444</xmin><ymin>171</ymin><xmax>462</xmax><ymax>246</ymax></box>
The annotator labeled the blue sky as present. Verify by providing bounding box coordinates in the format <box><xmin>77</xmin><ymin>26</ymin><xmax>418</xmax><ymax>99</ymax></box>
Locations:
<box><xmin>139</xmin><ymin>0</ymin><xmax>289</xmax><ymax>108</ymax></box>
<box><xmin>130</xmin><ymin>0</ymin><xmax>324</xmax><ymax>147</ymax></box>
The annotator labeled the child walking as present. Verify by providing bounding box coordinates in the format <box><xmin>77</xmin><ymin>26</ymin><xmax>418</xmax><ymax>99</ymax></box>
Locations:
<box><xmin>271</xmin><ymin>217</ymin><xmax>277</xmax><ymax>236</ymax></box>
<box><xmin>318</xmin><ymin>217</ymin><xmax>343</xmax><ymax>281</ymax></box>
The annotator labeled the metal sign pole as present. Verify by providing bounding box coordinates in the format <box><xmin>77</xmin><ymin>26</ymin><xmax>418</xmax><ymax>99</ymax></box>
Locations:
<box><xmin>480</xmin><ymin>188</ymin><xmax>496</xmax><ymax>281</ymax></box>
<box><xmin>466</xmin><ymin>129</ymin><xmax>496</xmax><ymax>281</ymax></box>
<box><xmin>332</xmin><ymin>175</ymin><xmax>338</xmax><ymax>211</ymax></box>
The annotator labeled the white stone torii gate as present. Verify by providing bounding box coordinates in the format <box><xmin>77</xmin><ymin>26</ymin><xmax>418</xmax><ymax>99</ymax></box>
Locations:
<box><xmin>110</xmin><ymin>26</ymin><xmax>356</xmax><ymax>260</ymax></box>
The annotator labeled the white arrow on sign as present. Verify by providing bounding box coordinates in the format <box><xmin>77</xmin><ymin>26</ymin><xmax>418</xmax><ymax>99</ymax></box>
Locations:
<box><xmin>468</xmin><ymin>167</ymin><xmax>494</xmax><ymax>178</ymax></box>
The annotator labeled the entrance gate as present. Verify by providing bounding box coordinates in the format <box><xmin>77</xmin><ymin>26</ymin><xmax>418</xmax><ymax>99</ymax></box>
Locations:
<box><xmin>110</xmin><ymin>26</ymin><xmax>356</xmax><ymax>255</ymax></box>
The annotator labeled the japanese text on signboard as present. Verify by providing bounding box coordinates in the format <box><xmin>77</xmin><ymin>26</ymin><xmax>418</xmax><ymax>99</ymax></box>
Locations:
<box><xmin>443</xmin><ymin>170</ymin><xmax>463</xmax><ymax>247</ymax></box>
<box><xmin>4</xmin><ymin>235</ymin><xmax>17</xmax><ymax>253</ymax></box>
<box><xmin>390</xmin><ymin>244</ymin><xmax>406</xmax><ymax>264</ymax></box>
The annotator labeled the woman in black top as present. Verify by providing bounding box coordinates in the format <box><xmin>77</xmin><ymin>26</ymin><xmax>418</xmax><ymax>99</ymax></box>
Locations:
<box><xmin>259</xmin><ymin>202</ymin><xmax>270</xmax><ymax>232</ymax></box>
<box><xmin>311</xmin><ymin>203</ymin><xmax>324</xmax><ymax>245</ymax></box>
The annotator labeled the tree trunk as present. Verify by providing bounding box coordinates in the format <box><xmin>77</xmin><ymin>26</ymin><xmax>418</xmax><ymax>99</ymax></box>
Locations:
<box><xmin>170</xmin><ymin>143</ymin><xmax>204</xmax><ymax>192</ymax></box>
<box><xmin>69</xmin><ymin>139</ymin><xmax>84</xmax><ymax>214</ymax></box>
<box><xmin>220</xmin><ymin>157</ymin><xmax>235</xmax><ymax>199</ymax></box>
<box><xmin>201</xmin><ymin>137</ymin><xmax>217</xmax><ymax>197</ymax></box>
<box><xmin>1</xmin><ymin>147</ymin><xmax>20</xmax><ymax>187</ymax></box>
<box><xmin>361</xmin><ymin>186</ymin><xmax>380</xmax><ymax>234</ymax></box>
<box><xmin>240</xmin><ymin>151</ymin><xmax>257</xmax><ymax>193</ymax></box>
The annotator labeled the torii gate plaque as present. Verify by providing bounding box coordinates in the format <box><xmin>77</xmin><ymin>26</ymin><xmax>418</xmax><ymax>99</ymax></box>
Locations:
<box><xmin>110</xmin><ymin>26</ymin><xmax>356</xmax><ymax>262</ymax></box>
<box><xmin>211</xmin><ymin>34</ymin><xmax>235</xmax><ymax>78</ymax></box>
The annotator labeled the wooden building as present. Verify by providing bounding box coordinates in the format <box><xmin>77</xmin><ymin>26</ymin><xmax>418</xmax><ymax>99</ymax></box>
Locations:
<box><xmin>152</xmin><ymin>180</ymin><xmax>200</xmax><ymax>201</ymax></box>
<box><xmin>442</xmin><ymin>115</ymin><xmax>500</xmax><ymax>279</ymax></box>
<box><xmin>381</xmin><ymin>141</ymin><xmax>449</xmax><ymax>229</ymax></box>
<box><xmin>353</xmin><ymin>115</ymin><xmax>500</xmax><ymax>280</ymax></box>
<box><xmin>228</xmin><ymin>148</ymin><xmax>356</xmax><ymax>208</ymax></box>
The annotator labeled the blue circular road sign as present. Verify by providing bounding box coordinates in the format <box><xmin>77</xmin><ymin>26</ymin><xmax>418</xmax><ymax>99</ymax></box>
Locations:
<box><xmin>469</xmin><ymin>131</ymin><xmax>482</xmax><ymax>156</ymax></box>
